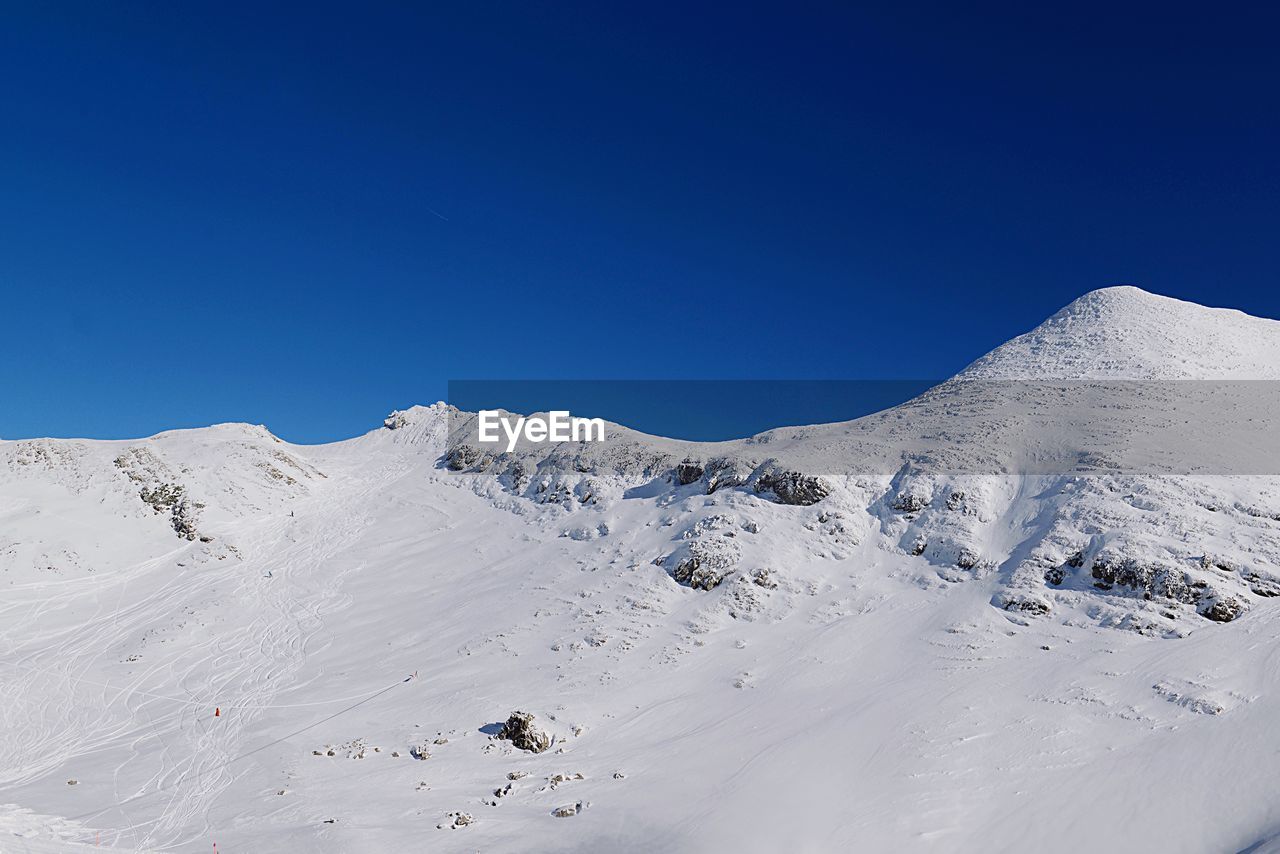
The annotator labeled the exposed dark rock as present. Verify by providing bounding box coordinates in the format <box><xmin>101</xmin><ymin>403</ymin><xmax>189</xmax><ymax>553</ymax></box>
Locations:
<box><xmin>703</xmin><ymin>457</ymin><xmax>751</xmax><ymax>494</ymax></box>
<box><xmin>1200</xmin><ymin>596</ymin><xmax>1246</xmax><ymax>622</ymax></box>
<box><xmin>670</xmin><ymin>554</ymin><xmax>730</xmax><ymax>591</ymax></box>
<box><xmin>139</xmin><ymin>482</ymin><xmax>182</xmax><ymax>513</ymax></box>
<box><xmin>1044</xmin><ymin>566</ymin><xmax>1066</xmax><ymax>586</ymax></box>
<box><xmin>750</xmin><ymin>568</ymin><xmax>778</xmax><ymax>589</ymax></box>
<box><xmin>444</xmin><ymin>444</ymin><xmax>486</xmax><ymax>471</ymax></box>
<box><xmin>506</xmin><ymin>460</ymin><xmax>529</xmax><ymax>491</ymax></box>
<box><xmin>1201</xmin><ymin>554</ymin><xmax>1238</xmax><ymax>573</ymax></box>
<box><xmin>892</xmin><ymin>492</ymin><xmax>929</xmax><ymax>514</ymax></box>
<box><xmin>674</xmin><ymin>459</ymin><xmax>704</xmax><ymax>486</ymax></box>
<box><xmin>668</xmin><ymin>537</ymin><xmax>739</xmax><ymax>590</ymax></box>
<box><xmin>945</xmin><ymin>490</ymin><xmax>966</xmax><ymax>511</ymax></box>
<box><xmin>170</xmin><ymin>497</ymin><xmax>199</xmax><ymax>541</ymax></box>
<box><xmin>1236</xmin><ymin>503</ymin><xmax>1280</xmax><ymax>522</ymax></box>
<box><xmin>956</xmin><ymin>548</ymin><xmax>980</xmax><ymax>570</ymax></box>
<box><xmin>139</xmin><ymin>483</ymin><xmax>199</xmax><ymax>540</ymax></box>
<box><xmin>496</xmin><ymin>711</ymin><xmax>551</xmax><ymax>753</ymax></box>
<box><xmin>1245</xmin><ymin>570</ymin><xmax>1280</xmax><ymax>597</ymax></box>
<box><xmin>755</xmin><ymin>469</ymin><xmax>831</xmax><ymax>506</ymax></box>
<box><xmin>998</xmin><ymin>592</ymin><xmax>1051</xmax><ymax>616</ymax></box>
<box><xmin>1090</xmin><ymin>553</ymin><xmax>1199</xmax><ymax>606</ymax></box>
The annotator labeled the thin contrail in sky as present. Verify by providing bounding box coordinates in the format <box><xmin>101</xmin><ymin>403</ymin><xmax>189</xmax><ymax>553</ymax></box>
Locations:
<box><xmin>427</xmin><ymin>206</ymin><xmax>450</xmax><ymax>222</ymax></box>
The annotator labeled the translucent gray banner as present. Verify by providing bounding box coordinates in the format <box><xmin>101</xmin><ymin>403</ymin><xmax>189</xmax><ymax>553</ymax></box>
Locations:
<box><xmin>440</xmin><ymin>380</ymin><xmax>1280</xmax><ymax>477</ymax></box>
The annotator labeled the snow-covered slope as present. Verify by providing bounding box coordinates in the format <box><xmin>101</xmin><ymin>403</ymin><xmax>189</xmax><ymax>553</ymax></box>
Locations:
<box><xmin>4</xmin><ymin>287</ymin><xmax>1280</xmax><ymax>853</ymax></box>
<box><xmin>958</xmin><ymin>285</ymin><xmax>1280</xmax><ymax>379</ymax></box>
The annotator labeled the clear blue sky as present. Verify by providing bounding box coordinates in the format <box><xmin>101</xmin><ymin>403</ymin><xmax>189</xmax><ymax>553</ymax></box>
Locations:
<box><xmin>3</xmin><ymin>2</ymin><xmax>1279</xmax><ymax>442</ymax></box>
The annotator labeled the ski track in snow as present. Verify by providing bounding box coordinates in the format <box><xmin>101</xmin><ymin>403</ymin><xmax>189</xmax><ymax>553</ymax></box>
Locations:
<box><xmin>0</xmin><ymin>457</ymin><xmax>403</xmax><ymax>851</ymax></box>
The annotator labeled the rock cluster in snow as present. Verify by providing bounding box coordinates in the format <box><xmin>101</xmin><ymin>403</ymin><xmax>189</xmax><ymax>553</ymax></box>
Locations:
<box><xmin>496</xmin><ymin>711</ymin><xmax>551</xmax><ymax>753</ymax></box>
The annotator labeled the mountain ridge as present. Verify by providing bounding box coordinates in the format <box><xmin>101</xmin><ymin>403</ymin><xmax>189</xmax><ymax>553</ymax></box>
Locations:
<box><xmin>5</xmin><ymin>288</ymin><xmax>1280</xmax><ymax>852</ymax></box>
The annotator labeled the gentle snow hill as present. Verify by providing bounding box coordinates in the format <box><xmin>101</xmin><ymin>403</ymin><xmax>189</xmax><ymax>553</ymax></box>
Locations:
<box><xmin>4</xmin><ymin>287</ymin><xmax>1280</xmax><ymax>853</ymax></box>
<box><xmin>957</xmin><ymin>285</ymin><xmax>1280</xmax><ymax>379</ymax></box>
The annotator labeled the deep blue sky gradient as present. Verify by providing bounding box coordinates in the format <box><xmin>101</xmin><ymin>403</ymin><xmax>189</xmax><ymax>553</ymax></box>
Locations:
<box><xmin>2</xmin><ymin>2</ymin><xmax>1279</xmax><ymax>442</ymax></box>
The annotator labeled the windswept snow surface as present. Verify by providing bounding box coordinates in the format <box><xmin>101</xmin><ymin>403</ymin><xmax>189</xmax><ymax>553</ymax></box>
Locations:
<box><xmin>4</xmin><ymin>288</ymin><xmax>1280</xmax><ymax>852</ymax></box>
<box><xmin>958</xmin><ymin>285</ymin><xmax>1280</xmax><ymax>379</ymax></box>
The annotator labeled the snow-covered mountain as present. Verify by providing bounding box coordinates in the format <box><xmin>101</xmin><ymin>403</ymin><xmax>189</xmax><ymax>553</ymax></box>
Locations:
<box><xmin>957</xmin><ymin>285</ymin><xmax>1280</xmax><ymax>379</ymax></box>
<box><xmin>4</xmin><ymin>287</ymin><xmax>1280</xmax><ymax>853</ymax></box>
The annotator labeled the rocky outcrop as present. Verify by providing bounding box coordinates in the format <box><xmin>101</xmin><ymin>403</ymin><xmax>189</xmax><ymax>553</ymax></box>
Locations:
<box><xmin>139</xmin><ymin>483</ymin><xmax>200</xmax><ymax>540</ymax></box>
<box><xmin>1090</xmin><ymin>553</ymin><xmax>1199</xmax><ymax>604</ymax></box>
<box><xmin>754</xmin><ymin>467</ymin><xmax>831</xmax><ymax>506</ymax></box>
<box><xmin>997</xmin><ymin>591</ymin><xmax>1051</xmax><ymax>616</ymax></box>
<box><xmin>674</xmin><ymin>459</ymin><xmax>704</xmax><ymax>485</ymax></box>
<box><xmin>1200</xmin><ymin>595</ymin><xmax>1247</xmax><ymax>622</ymax></box>
<box><xmin>496</xmin><ymin>711</ymin><xmax>551</xmax><ymax>753</ymax></box>
<box><xmin>1090</xmin><ymin>551</ymin><xmax>1247</xmax><ymax>622</ymax></box>
<box><xmin>750</xmin><ymin>568</ymin><xmax>778</xmax><ymax>589</ymax></box>
<box><xmin>1244</xmin><ymin>569</ymin><xmax>1280</xmax><ymax>597</ymax></box>
<box><xmin>704</xmin><ymin>457</ymin><xmax>751</xmax><ymax>494</ymax></box>
<box><xmin>892</xmin><ymin>491</ymin><xmax>929</xmax><ymax>514</ymax></box>
<box><xmin>667</xmin><ymin>536</ymin><xmax>740</xmax><ymax>591</ymax></box>
<box><xmin>444</xmin><ymin>444</ymin><xmax>488</xmax><ymax>472</ymax></box>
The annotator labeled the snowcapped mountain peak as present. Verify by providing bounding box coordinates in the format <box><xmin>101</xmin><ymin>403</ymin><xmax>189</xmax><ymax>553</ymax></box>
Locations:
<box><xmin>8</xmin><ymin>290</ymin><xmax>1280</xmax><ymax>852</ymax></box>
<box><xmin>351</xmin><ymin>402</ymin><xmax>457</xmax><ymax>449</ymax></box>
<box><xmin>957</xmin><ymin>285</ymin><xmax>1280</xmax><ymax>380</ymax></box>
<box><xmin>1059</xmin><ymin>283</ymin><xmax>1173</xmax><ymax>311</ymax></box>
<box><xmin>148</xmin><ymin>422</ymin><xmax>281</xmax><ymax>443</ymax></box>
<box><xmin>381</xmin><ymin>402</ymin><xmax>453</xmax><ymax>430</ymax></box>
